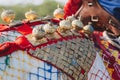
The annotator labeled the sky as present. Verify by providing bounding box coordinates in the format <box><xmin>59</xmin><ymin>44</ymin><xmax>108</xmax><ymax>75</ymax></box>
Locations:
<box><xmin>0</xmin><ymin>0</ymin><xmax>67</xmax><ymax>6</ymax></box>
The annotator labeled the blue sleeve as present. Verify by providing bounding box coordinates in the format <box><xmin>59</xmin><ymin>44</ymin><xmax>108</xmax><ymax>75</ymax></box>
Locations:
<box><xmin>98</xmin><ymin>0</ymin><xmax>120</xmax><ymax>22</ymax></box>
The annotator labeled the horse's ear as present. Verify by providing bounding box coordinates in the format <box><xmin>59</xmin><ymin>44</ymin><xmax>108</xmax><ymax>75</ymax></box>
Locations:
<box><xmin>64</xmin><ymin>0</ymin><xmax>82</xmax><ymax>18</ymax></box>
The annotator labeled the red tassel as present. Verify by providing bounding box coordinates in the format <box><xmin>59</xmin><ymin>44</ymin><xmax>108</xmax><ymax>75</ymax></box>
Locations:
<box><xmin>64</xmin><ymin>0</ymin><xmax>82</xmax><ymax>18</ymax></box>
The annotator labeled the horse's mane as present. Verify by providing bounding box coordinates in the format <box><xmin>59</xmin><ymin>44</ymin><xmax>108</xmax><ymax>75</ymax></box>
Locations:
<box><xmin>64</xmin><ymin>0</ymin><xmax>82</xmax><ymax>18</ymax></box>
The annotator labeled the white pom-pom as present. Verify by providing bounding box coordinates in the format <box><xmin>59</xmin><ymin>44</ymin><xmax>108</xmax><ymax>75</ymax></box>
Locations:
<box><xmin>43</xmin><ymin>23</ymin><xmax>56</xmax><ymax>34</ymax></box>
<box><xmin>66</xmin><ymin>15</ymin><xmax>76</xmax><ymax>22</ymax></box>
<box><xmin>83</xmin><ymin>22</ymin><xmax>94</xmax><ymax>33</ymax></box>
<box><xmin>32</xmin><ymin>25</ymin><xmax>45</xmax><ymax>39</ymax></box>
<box><xmin>59</xmin><ymin>20</ymin><xmax>72</xmax><ymax>29</ymax></box>
<box><xmin>72</xmin><ymin>20</ymin><xmax>83</xmax><ymax>29</ymax></box>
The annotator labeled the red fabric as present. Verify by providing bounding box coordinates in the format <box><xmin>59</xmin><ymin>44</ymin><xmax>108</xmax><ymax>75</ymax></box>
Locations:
<box><xmin>15</xmin><ymin>36</ymin><xmax>31</xmax><ymax>48</ymax></box>
<box><xmin>14</xmin><ymin>24</ymin><xmax>32</xmax><ymax>35</ymax></box>
<box><xmin>0</xmin><ymin>24</ymin><xmax>9</xmax><ymax>32</ymax></box>
<box><xmin>0</xmin><ymin>42</ymin><xmax>20</xmax><ymax>57</ymax></box>
<box><xmin>0</xmin><ymin>36</ymin><xmax>31</xmax><ymax>57</ymax></box>
<box><xmin>29</xmin><ymin>21</ymin><xmax>46</xmax><ymax>27</ymax></box>
<box><xmin>64</xmin><ymin>0</ymin><xmax>82</xmax><ymax>18</ymax></box>
<box><xmin>51</xmin><ymin>18</ymin><xmax>60</xmax><ymax>24</ymax></box>
<box><xmin>112</xmin><ymin>63</ymin><xmax>120</xmax><ymax>80</ymax></box>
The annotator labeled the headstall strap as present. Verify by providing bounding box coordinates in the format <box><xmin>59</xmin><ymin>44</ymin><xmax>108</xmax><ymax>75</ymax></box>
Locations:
<box><xmin>75</xmin><ymin>0</ymin><xmax>120</xmax><ymax>31</ymax></box>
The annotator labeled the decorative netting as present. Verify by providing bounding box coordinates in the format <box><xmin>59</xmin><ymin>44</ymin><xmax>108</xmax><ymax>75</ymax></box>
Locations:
<box><xmin>0</xmin><ymin>50</ymin><xmax>69</xmax><ymax>80</ymax></box>
<box><xmin>88</xmin><ymin>53</ymin><xmax>111</xmax><ymax>80</ymax></box>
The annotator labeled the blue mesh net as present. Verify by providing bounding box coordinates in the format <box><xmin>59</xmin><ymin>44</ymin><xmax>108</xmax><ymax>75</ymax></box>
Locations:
<box><xmin>29</xmin><ymin>63</ymin><xmax>61</xmax><ymax>80</ymax></box>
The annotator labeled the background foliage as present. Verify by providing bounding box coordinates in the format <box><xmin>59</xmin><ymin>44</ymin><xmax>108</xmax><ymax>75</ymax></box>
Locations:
<box><xmin>0</xmin><ymin>0</ymin><xmax>63</xmax><ymax>23</ymax></box>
